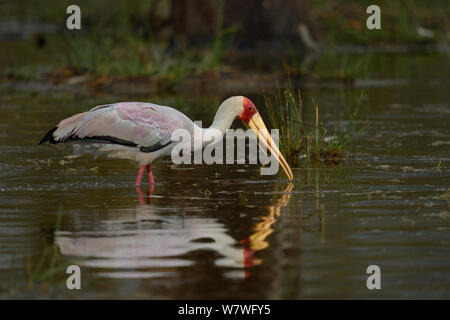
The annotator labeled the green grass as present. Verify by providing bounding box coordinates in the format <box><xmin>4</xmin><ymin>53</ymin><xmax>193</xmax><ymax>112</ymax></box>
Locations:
<box><xmin>59</xmin><ymin>1</ymin><xmax>237</xmax><ymax>81</ymax></box>
<box><xmin>264</xmin><ymin>83</ymin><xmax>366</xmax><ymax>166</ymax></box>
<box><xmin>65</xmin><ymin>33</ymin><xmax>192</xmax><ymax>77</ymax></box>
<box><xmin>1</xmin><ymin>0</ymin><xmax>238</xmax><ymax>83</ymax></box>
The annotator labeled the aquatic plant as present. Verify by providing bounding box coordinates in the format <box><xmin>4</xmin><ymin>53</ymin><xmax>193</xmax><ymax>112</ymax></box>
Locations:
<box><xmin>264</xmin><ymin>83</ymin><xmax>365</xmax><ymax>166</ymax></box>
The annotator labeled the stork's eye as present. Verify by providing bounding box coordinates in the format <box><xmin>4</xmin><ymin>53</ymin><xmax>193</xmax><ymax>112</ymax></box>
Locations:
<box><xmin>248</xmin><ymin>107</ymin><xmax>253</xmax><ymax>111</ymax></box>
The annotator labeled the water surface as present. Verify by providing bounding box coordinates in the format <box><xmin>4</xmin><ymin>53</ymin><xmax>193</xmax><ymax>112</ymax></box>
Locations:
<box><xmin>0</xmin><ymin>53</ymin><xmax>449</xmax><ymax>299</ymax></box>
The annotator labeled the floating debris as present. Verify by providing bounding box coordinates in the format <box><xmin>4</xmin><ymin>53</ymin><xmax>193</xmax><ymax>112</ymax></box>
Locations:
<box><xmin>203</xmin><ymin>189</ymin><xmax>212</xmax><ymax>198</ymax></box>
<box><xmin>444</xmin><ymin>189</ymin><xmax>450</xmax><ymax>201</ymax></box>
<box><xmin>436</xmin><ymin>159</ymin><xmax>443</xmax><ymax>172</ymax></box>
<box><xmin>64</xmin><ymin>155</ymin><xmax>80</xmax><ymax>160</ymax></box>
<box><xmin>89</xmin><ymin>166</ymin><xmax>99</xmax><ymax>174</ymax></box>
<box><xmin>58</xmin><ymin>160</ymin><xmax>71</xmax><ymax>166</ymax></box>
<box><xmin>431</xmin><ymin>141</ymin><xmax>450</xmax><ymax>147</ymax></box>
<box><xmin>65</xmin><ymin>168</ymin><xmax>77</xmax><ymax>175</ymax></box>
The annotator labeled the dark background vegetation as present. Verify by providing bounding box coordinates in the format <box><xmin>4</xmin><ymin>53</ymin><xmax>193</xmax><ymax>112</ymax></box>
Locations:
<box><xmin>0</xmin><ymin>0</ymin><xmax>448</xmax><ymax>88</ymax></box>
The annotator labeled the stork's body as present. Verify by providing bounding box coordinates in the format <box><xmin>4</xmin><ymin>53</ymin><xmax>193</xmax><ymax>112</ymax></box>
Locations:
<box><xmin>40</xmin><ymin>97</ymin><xmax>293</xmax><ymax>187</ymax></box>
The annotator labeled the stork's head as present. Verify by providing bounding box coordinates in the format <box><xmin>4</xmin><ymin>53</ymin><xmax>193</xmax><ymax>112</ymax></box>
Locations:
<box><xmin>219</xmin><ymin>96</ymin><xmax>293</xmax><ymax>180</ymax></box>
<box><xmin>239</xmin><ymin>97</ymin><xmax>258</xmax><ymax>124</ymax></box>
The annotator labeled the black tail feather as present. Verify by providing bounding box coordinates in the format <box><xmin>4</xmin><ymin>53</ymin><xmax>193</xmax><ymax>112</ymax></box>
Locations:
<box><xmin>39</xmin><ymin>127</ymin><xmax>58</xmax><ymax>145</ymax></box>
<box><xmin>38</xmin><ymin>127</ymin><xmax>166</xmax><ymax>152</ymax></box>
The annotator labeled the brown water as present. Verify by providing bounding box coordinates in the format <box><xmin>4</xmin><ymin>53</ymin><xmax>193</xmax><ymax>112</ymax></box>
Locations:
<box><xmin>0</xmin><ymin>53</ymin><xmax>449</xmax><ymax>299</ymax></box>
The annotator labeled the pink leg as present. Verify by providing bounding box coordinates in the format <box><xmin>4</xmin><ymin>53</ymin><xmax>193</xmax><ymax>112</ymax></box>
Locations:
<box><xmin>135</xmin><ymin>166</ymin><xmax>145</xmax><ymax>187</ymax></box>
<box><xmin>146</xmin><ymin>164</ymin><xmax>154</xmax><ymax>185</ymax></box>
<box><xmin>146</xmin><ymin>164</ymin><xmax>154</xmax><ymax>193</ymax></box>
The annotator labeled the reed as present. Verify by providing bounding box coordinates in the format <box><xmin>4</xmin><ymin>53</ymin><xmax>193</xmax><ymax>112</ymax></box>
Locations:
<box><xmin>264</xmin><ymin>84</ymin><xmax>365</xmax><ymax>166</ymax></box>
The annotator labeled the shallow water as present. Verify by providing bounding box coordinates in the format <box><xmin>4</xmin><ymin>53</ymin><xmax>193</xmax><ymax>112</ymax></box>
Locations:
<box><xmin>0</xmin><ymin>53</ymin><xmax>449</xmax><ymax>299</ymax></box>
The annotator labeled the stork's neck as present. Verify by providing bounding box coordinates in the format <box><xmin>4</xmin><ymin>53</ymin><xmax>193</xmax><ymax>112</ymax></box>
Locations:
<box><xmin>192</xmin><ymin>99</ymin><xmax>240</xmax><ymax>149</ymax></box>
<box><xmin>194</xmin><ymin>116</ymin><xmax>233</xmax><ymax>149</ymax></box>
<box><xmin>209</xmin><ymin>103</ymin><xmax>237</xmax><ymax>134</ymax></box>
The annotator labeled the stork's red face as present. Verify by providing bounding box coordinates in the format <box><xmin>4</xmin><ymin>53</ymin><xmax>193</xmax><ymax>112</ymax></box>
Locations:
<box><xmin>238</xmin><ymin>97</ymin><xmax>293</xmax><ymax>180</ymax></box>
<box><xmin>240</xmin><ymin>97</ymin><xmax>258</xmax><ymax>124</ymax></box>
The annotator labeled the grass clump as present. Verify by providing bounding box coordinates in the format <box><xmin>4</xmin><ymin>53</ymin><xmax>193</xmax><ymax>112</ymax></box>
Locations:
<box><xmin>264</xmin><ymin>84</ymin><xmax>365</xmax><ymax>166</ymax></box>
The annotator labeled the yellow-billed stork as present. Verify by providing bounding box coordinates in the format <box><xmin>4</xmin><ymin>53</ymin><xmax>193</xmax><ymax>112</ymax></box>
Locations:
<box><xmin>39</xmin><ymin>96</ymin><xmax>293</xmax><ymax>187</ymax></box>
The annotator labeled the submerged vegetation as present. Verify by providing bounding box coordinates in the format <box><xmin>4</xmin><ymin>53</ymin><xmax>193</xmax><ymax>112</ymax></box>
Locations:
<box><xmin>264</xmin><ymin>84</ymin><xmax>366</xmax><ymax>166</ymax></box>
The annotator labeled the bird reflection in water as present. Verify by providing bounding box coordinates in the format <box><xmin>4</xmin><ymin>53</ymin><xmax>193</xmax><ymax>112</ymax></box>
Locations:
<box><xmin>240</xmin><ymin>183</ymin><xmax>294</xmax><ymax>277</ymax></box>
<box><xmin>55</xmin><ymin>183</ymin><xmax>293</xmax><ymax>280</ymax></box>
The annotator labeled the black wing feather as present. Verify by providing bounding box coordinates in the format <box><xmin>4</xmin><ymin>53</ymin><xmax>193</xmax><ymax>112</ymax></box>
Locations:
<box><xmin>39</xmin><ymin>127</ymin><xmax>170</xmax><ymax>153</ymax></box>
<box><xmin>39</xmin><ymin>127</ymin><xmax>58</xmax><ymax>145</ymax></box>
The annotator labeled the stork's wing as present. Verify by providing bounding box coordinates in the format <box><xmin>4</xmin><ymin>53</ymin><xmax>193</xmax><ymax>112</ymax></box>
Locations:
<box><xmin>39</xmin><ymin>102</ymin><xmax>193</xmax><ymax>152</ymax></box>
